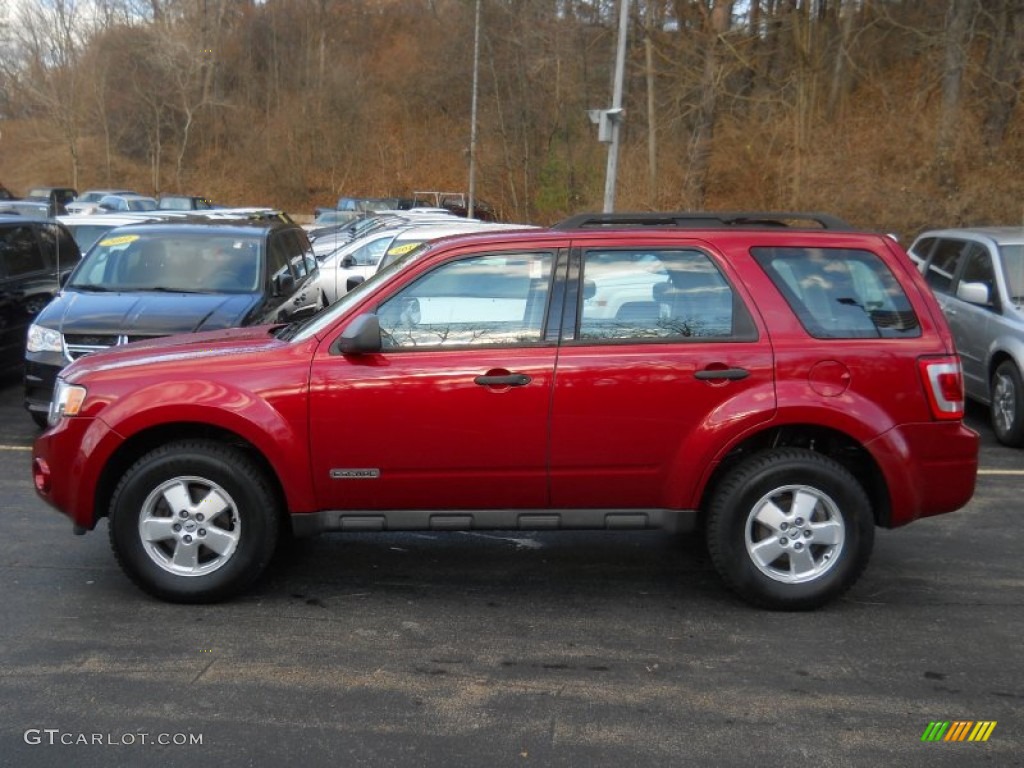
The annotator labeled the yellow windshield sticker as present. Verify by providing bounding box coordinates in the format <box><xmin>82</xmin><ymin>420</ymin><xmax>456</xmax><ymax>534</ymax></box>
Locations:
<box><xmin>387</xmin><ymin>242</ymin><xmax>420</xmax><ymax>257</ymax></box>
<box><xmin>98</xmin><ymin>234</ymin><xmax>140</xmax><ymax>247</ymax></box>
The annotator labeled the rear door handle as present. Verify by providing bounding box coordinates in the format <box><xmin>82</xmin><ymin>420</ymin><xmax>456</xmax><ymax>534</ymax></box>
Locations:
<box><xmin>694</xmin><ymin>367</ymin><xmax>750</xmax><ymax>381</ymax></box>
<box><xmin>474</xmin><ymin>373</ymin><xmax>532</xmax><ymax>387</ymax></box>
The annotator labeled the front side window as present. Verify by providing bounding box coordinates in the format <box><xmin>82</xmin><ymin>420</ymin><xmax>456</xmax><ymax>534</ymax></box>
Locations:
<box><xmin>752</xmin><ymin>246</ymin><xmax>921</xmax><ymax>339</ymax></box>
<box><xmin>1000</xmin><ymin>244</ymin><xmax>1024</xmax><ymax>308</ymax></box>
<box><xmin>377</xmin><ymin>251</ymin><xmax>553</xmax><ymax>348</ymax></box>
<box><xmin>925</xmin><ymin>238</ymin><xmax>971</xmax><ymax>294</ymax></box>
<box><xmin>577</xmin><ymin>248</ymin><xmax>751</xmax><ymax>341</ymax></box>
<box><xmin>0</xmin><ymin>225</ymin><xmax>46</xmax><ymax>276</ymax></box>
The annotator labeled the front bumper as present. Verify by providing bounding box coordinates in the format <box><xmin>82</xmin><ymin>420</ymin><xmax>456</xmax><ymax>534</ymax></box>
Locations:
<box><xmin>24</xmin><ymin>354</ymin><xmax>66</xmax><ymax>416</ymax></box>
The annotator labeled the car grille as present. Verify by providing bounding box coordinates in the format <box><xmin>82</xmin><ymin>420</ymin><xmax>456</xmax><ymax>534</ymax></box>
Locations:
<box><xmin>63</xmin><ymin>334</ymin><xmax>166</xmax><ymax>361</ymax></box>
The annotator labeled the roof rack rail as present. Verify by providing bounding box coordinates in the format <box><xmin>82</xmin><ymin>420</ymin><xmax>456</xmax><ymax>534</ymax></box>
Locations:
<box><xmin>551</xmin><ymin>211</ymin><xmax>854</xmax><ymax>231</ymax></box>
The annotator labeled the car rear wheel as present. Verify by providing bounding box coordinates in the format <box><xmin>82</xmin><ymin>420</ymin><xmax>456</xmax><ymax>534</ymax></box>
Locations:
<box><xmin>108</xmin><ymin>440</ymin><xmax>279</xmax><ymax>603</ymax></box>
<box><xmin>991</xmin><ymin>360</ymin><xmax>1024</xmax><ymax>447</ymax></box>
<box><xmin>706</xmin><ymin>448</ymin><xmax>874</xmax><ymax>610</ymax></box>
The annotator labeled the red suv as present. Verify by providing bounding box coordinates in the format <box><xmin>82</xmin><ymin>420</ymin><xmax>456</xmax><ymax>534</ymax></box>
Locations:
<box><xmin>31</xmin><ymin>212</ymin><xmax>979</xmax><ymax>609</ymax></box>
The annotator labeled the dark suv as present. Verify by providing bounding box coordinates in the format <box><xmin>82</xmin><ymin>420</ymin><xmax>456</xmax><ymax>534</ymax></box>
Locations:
<box><xmin>31</xmin><ymin>212</ymin><xmax>978</xmax><ymax>609</ymax></box>
<box><xmin>24</xmin><ymin>219</ymin><xmax>322</xmax><ymax>426</ymax></box>
<box><xmin>0</xmin><ymin>217</ymin><xmax>81</xmax><ymax>372</ymax></box>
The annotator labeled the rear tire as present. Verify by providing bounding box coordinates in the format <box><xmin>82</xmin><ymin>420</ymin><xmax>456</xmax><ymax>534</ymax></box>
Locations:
<box><xmin>108</xmin><ymin>440</ymin><xmax>279</xmax><ymax>603</ymax></box>
<box><xmin>706</xmin><ymin>448</ymin><xmax>874</xmax><ymax>610</ymax></box>
<box><xmin>991</xmin><ymin>360</ymin><xmax>1024</xmax><ymax>447</ymax></box>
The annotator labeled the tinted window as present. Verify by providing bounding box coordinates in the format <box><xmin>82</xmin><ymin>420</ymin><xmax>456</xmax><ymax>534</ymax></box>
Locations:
<box><xmin>578</xmin><ymin>248</ymin><xmax>753</xmax><ymax>341</ymax></box>
<box><xmin>38</xmin><ymin>223</ymin><xmax>78</xmax><ymax>267</ymax></box>
<box><xmin>0</xmin><ymin>225</ymin><xmax>46</xmax><ymax>277</ymax></box>
<box><xmin>752</xmin><ymin>246</ymin><xmax>921</xmax><ymax>339</ymax></box>
<box><xmin>377</xmin><ymin>252</ymin><xmax>553</xmax><ymax>348</ymax></box>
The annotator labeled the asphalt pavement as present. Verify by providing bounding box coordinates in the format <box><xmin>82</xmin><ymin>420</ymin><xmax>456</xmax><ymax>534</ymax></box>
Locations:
<box><xmin>0</xmin><ymin>372</ymin><xmax>1021</xmax><ymax>768</ymax></box>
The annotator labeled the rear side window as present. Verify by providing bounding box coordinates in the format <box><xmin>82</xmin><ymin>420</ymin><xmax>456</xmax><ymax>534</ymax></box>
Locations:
<box><xmin>752</xmin><ymin>247</ymin><xmax>921</xmax><ymax>339</ymax></box>
<box><xmin>577</xmin><ymin>248</ymin><xmax>756</xmax><ymax>341</ymax></box>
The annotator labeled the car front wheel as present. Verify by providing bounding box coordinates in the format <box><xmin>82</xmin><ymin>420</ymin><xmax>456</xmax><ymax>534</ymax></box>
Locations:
<box><xmin>706</xmin><ymin>448</ymin><xmax>874</xmax><ymax>610</ymax></box>
<box><xmin>991</xmin><ymin>360</ymin><xmax>1024</xmax><ymax>447</ymax></box>
<box><xmin>108</xmin><ymin>440</ymin><xmax>280</xmax><ymax>603</ymax></box>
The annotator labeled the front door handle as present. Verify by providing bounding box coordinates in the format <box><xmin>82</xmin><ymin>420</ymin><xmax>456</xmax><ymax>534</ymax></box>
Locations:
<box><xmin>694</xmin><ymin>367</ymin><xmax>750</xmax><ymax>381</ymax></box>
<box><xmin>474</xmin><ymin>373</ymin><xmax>532</xmax><ymax>387</ymax></box>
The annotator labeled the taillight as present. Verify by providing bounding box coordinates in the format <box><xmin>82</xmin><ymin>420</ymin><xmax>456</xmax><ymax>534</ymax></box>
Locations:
<box><xmin>918</xmin><ymin>356</ymin><xmax>965</xmax><ymax>420</ymax></box>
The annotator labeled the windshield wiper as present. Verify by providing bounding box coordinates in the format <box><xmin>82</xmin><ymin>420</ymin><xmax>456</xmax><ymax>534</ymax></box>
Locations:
<box><xmin>69</xmin><ymin>284</ymin><xmax>112</xmax><ymax>292</ymax></box>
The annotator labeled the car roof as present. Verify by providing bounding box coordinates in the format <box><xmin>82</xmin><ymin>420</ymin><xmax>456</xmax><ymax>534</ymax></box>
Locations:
<box><xmin>104</xmin><ymin>219</ymin><xmax>295</xmax><ymax>237</ymax></box>
<box><xmin>915</xmin><ymin>226</ymin><xmax>1024</xmax><ymax>246</ymax></box>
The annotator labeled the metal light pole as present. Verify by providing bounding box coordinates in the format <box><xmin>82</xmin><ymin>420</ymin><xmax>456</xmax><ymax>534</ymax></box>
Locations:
<box><xmin>467</xmin><ymin>0</ymin><xmax>481</xmax><ymax>218</ymax></box>
<box><xmin>603</xmin><ymin>0</ymin><xmax>631</xmax><ymax>213</ymax></box>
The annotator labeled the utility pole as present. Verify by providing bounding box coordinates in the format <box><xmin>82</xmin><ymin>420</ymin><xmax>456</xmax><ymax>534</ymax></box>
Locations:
<box><xmin>603</xmin><ymin>0</ymin><xmax>631</xmax><ymax>213</ymax></box>
<box><xmin>467</xmin><ymin>0</ymin><xmax>481</xmax><ymax>219</ymax></box>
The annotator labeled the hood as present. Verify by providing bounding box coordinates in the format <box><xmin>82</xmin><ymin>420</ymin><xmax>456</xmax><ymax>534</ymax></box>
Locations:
<box><xmin>37</xmin><ymin>290</ymin><xmax>260</xmax><ymax>336</ymax></box>
<box><xmin>61</xmin><ymin>325</ymin><xmax>287</xmax><ymax>380</ymax></box>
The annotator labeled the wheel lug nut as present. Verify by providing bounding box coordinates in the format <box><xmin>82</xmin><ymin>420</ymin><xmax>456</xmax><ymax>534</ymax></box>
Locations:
<box><xmin>779</xmin><ymin>538</ymin><xmax>788</xmax><ymax>546</ymax></box>
<box><xmin>183</xmin><ymin>534</ymin><xmax>193</xmax><ymax>544</ymax></box>
<box><xmin>179</xmin><ymin>510</ymin><xmax>188</xmax><ymax>518</ymax></box>
<box><xmin>794</xmin><ymin>518</ymin><xmax>804</xmax><ymax>526</ymax></box>
<box><xmin>198</xmin><ymin>529</ymin><xmax>206</xmax><ymax>537</ymax></box>
<box><xmin>780</xmin><ymin>522</ymin><xmax>789</xmax><ymax>531</ymax></box>
<box><xmin>804</xmin><ymin>530</ymin><xmax>812</xmax><ymax>538</ymax></box>
<box><xmin>794</xmin><ymin>542</ymin><xmax>803</xmax><ymax>550</ymax></box>
<box><xmin>172</xmin><ymin>523</ymin><xmax>181</xmax><ymax>532</ymax></box>
<box><xmin>196</xmin><ymin>513</ymin><xmax>205</xmax><ymax>522</ymax></box>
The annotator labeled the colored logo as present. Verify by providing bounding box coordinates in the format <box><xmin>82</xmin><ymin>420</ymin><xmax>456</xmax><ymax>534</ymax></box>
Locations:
<box><xmin>921</xmin><ymin>721</ymin><xmax>997</xmax><ymax>742</ymax></box>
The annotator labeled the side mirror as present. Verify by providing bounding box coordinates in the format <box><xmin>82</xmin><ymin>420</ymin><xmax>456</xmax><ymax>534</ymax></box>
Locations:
<box><xmin>335</xmin><ymin>313</ymin><xmax>382</xmax><ymax>355</ymax></box>
<box><xmin>341</xmin><ymin>254</ymin><xmax>356</xmax><ymax>269</ymax></box>
<box><xmin>957</xmin><ymin>281</ymin><xmax>991</xmax><ymax>307</ymax></box>
<box><xmin>346</xmin><ymin>275</ymin><xmax>366</xmax><ymax>293</ymax></box>
<box><xmin>583</xmin><ymin>279</ymin><xmax>597</xmax><ymax>300</ymax></box>
<box><xmin>274</xmin><ymin>272</ymin><xmax>295</xmax><ymax>296</ymax></box>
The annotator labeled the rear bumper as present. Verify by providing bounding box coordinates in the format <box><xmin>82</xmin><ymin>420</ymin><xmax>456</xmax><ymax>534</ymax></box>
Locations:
<box><xmin>868</xmin><ymin>421</ymin><xmax>979</xmax><ymax>527</ymax></box>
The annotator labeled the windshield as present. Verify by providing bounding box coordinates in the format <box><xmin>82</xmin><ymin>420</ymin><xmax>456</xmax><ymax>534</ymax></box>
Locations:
<box><xmin>289</xmin><ymin>245</ymin><xmax>434</xmax><ymax>341</ymax></box>
<box><xmin>68</xmin><ymin>231</ymin><xmax>263</xmax><ymax>293</ymax></box>
<box><xmin>1001</xmin><ymin>244</ymin><xmax>1023</xmax><ymax>306</ymax></box>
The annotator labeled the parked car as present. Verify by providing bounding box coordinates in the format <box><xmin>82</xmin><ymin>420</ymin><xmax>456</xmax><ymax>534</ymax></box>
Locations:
<box><xmin>158</xmin><ymin>194</ymin><xmax>219</xmax><ymax>211</ymax></box>
<box><xmin>96</xmin><ymin>193</ymin><xmax>159</xmax><ymax>212</ymax></box>
<box><xmin>31</xmin><ymin>211</ymin><xmax>978</xmax><ymax>609</ymax></box>
<box><xmin>315</xmin><ymin>218</ymin><xmax>510</xmax><ymax>303</ymax></box>
<box><xmin>24</xmin><ymin>219</ymin><xmax>322</xmax><ymax>427</ymax></box>
<box><xmin>66</xmin><ymin>189</ymin><xmax>138</xmax><ymax>215</ymax></box>
<box><xmin>0</xmin><ymin>217</ymin><xmax>81</xmax><ymax>371</ymax></box>
<box><xmin>908</xmin><ymin>226</ymin><xmax>1024</xmax><ymax>446</ymax></box>
<box><xmin>57</xmin><ymin>213</ymin><xmax>173</xmax><ymax>253</ymax></box>
<box><xmin>24</xmin><ymin>186</ymin><xmax>78</xmax><ymax>216</ymax></box>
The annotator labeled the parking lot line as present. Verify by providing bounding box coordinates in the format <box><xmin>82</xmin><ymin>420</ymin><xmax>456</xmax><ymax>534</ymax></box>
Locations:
<box><xmin>0</xmin><ymin>444</ymin><xmax>32</xmax><ymax>451</ymax></box>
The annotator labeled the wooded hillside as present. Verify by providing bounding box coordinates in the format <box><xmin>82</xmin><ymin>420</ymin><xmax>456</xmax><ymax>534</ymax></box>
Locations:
<box><xmin>1</xmin><ymin>0</ymin><xmax>1021</xmax><ymax>239</ymax></box>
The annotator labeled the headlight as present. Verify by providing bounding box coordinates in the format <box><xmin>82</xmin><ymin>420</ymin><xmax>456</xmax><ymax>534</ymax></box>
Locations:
<box><xmin>48</xmin><ymin>378</ymin><xmax>87</xmax><ymax>426</ymax></box>
<box><xmin>26</xmin><ymin>324</ymin><xmax>63</xmax><ymax>353</ymax></box>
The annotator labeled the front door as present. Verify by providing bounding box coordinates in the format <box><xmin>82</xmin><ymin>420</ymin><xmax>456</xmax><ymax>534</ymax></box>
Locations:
<box><xmin>309</xmin><ymin>248</ymin><xmax>559</xmax><ymax>511</ymax></box>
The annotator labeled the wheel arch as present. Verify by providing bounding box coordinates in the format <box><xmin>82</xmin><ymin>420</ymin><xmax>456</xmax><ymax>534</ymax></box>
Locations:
<box><xmin>697</xmin><ymin>423</ymin><xmax>891</xmax><ymax>528</ymax></box>
<box><xmin>94</xmin><ymin>423</ymin><xmax>292</xmax><ymax>534</ymax></box>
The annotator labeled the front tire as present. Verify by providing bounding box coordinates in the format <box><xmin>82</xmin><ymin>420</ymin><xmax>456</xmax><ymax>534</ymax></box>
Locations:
<box><xmin>706</xmin><ymin>448</ymin><xmax>874</xmax><ymax>610</ymax></box>
<box><xmin>108</xmin><ymin>440</ymin><xmax>280</xmax><ymax>603</ymax></box>
<box><xmin>991</xmin><ymin>360</ymin><xmax>1024</xmax><ymax>447</ymax></box>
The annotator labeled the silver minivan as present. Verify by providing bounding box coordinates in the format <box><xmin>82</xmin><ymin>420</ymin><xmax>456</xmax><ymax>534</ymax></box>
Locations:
<box><xmin>909</xmin><ymin>227</ymin><xmax>1024</xmax><ymax>446</ymax></box>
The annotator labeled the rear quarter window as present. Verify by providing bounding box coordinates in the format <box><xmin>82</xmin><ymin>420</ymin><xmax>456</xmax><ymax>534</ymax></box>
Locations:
<box><xmin>752</xmin><ymin>246</ymin><xmax>921</xmax><ymax>339</ymax></box>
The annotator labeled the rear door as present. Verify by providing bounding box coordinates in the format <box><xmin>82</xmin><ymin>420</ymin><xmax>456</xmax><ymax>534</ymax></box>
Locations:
<box><xmin>548</xmin><ymin>242</ymin><xmax>775</xmax><ymax>509</ymax></box>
